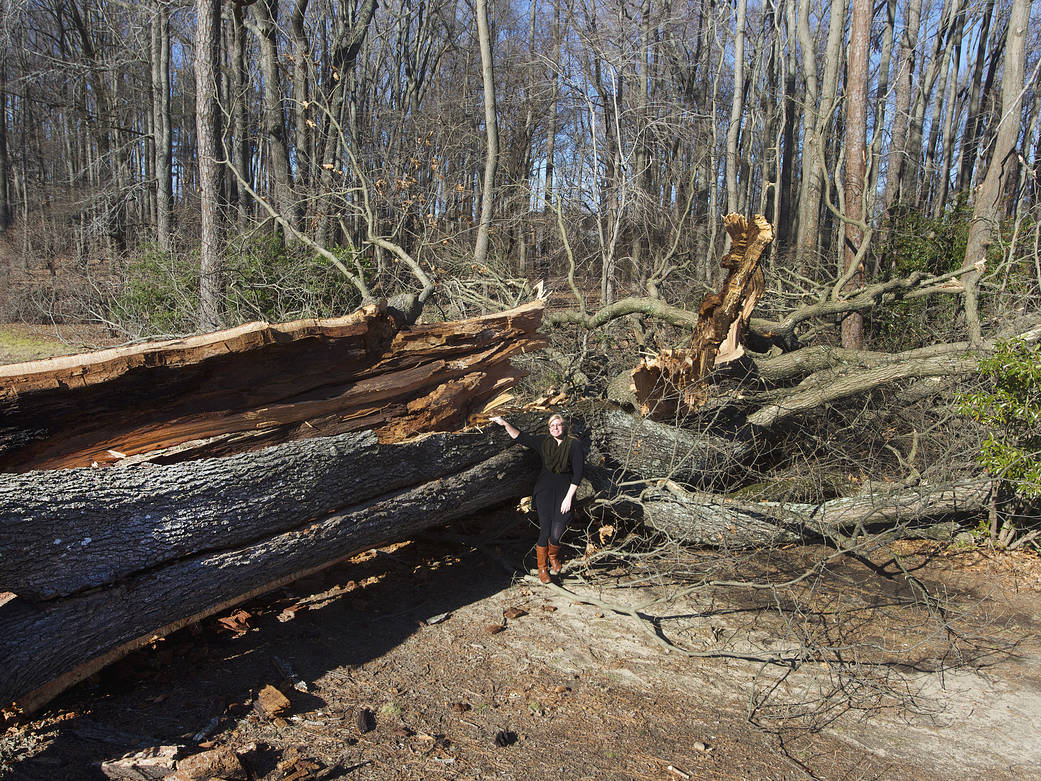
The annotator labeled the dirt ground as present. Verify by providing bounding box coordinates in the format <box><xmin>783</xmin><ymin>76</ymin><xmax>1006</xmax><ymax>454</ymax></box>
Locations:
<box><xmin>2</xmin><ymin>508</ymin><xmax>1040</xmax><ymax>781</ymax></box>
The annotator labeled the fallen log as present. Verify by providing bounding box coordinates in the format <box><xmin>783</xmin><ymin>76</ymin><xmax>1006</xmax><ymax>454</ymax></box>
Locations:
<box><xmin>637</xmin><ymin>478</ymin><xmax>993</xmax><ymax>547</ymax></box>
<box><xmin>0</xmin><ymin>301</ymin><xmax>544</xmax><ymax>471</ymax></box>
<box><xmin>0</xmin><ymin>431</ymin><xmax>539</xmax><ymax>711</ymax></box>
<box><xmin>0</xmin><ymin>303</ymin><xmax>546</xmax><ymax>712</ymax></box>
<box><xmin>0</xmin><ymin>429</ymin><xmax>523</xmax><ymax>601</ymax></box>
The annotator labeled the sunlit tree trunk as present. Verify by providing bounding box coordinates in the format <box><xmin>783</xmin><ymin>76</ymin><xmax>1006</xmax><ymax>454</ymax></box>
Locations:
<box><xmin>795</xmin><ymin>0</ymin><xmax>845</xmax><ymax>267</ymax></box>
<box><xmin>725</xmin><ymin>0</ymin><xmax>746</xmax><ymax>216</ymax></box>
<box><xmin>841</xmin><ymin>0</ymin><xmax>870</xmax><ymax>349</ymax></box>
<box><xmin>961</xmin><ymin>0</ymin><xmax>1028</xmax><ymax>348</ymax></box>
<box><xmin>882</xmin><ymin>0</ymin><xmax>922</xmax><ymax>213</ymax></box>
<box><xmin>473</xmin><ymin>0</ymin><xmax>498</xmax><ymax>268</ymax></box>
<box><xmin>151</xmin><ymin>1</ymin><xmax>173</xmax><ymax>252</ymax></box>
<box><xmin>251</xmin><ymin>0</ymin><xmax>295</xmax><ymax>232</ymax></box>
<box><xmin>196</xmin><ymin>0</ymin><xmax>224</xmax><ymax>330</ymax></box>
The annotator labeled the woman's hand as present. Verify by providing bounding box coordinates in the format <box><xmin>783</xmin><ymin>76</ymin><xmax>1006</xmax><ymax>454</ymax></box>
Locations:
<box><xmin>490</xmin><ymin>416</ymin><xmax>520</xmax><ymax>439</ymax></box>
<box><xmin>560</xmin><ymin>496</ymin><xmax>572</xmax><ymax>514</ymax></box>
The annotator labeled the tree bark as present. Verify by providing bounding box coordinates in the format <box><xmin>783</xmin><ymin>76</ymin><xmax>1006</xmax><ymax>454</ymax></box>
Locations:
<box><xmin>0</xmin><ymin>301</ymin><xmax>545</xmax><ymax>472</ymax></box>
<box><xmin>251</xmin><ymin>0</ymin><xmax>295</xmax><ymax>231</ymax></box>
<box><xmin>196</xmin><ymin>0</ymin><xmax>224</xmax><ymax>330</ymax></box>
<box><xmin>639</xmin><ymin>478</ymin><xmax>992</xmax><ymax>548</ymax></box>
<box><xmin>0</xmin><ymin>441</ymin><xmax>538</xmax><ymax>711</ymax></box>
<box><xmin>883</xmin><ymin>0</ymin><xmax>923</xmax><ymax>212</ymax></box>
<box><xmin>151</xmin><ymin>0</ymin><xmax>173</xmax><ymax>251</ymax></box>
<box><xmin>473</xmin><ymin>0</ymin><xmax>499</xmax><ymax>268</ymax></box>
<box><xmin>961</xmin><ymin>0</ymin><xmax>1029</xmax><ymax>348</ymax></box>
<box><xmin>841</xmin><ymin>0</ymin><xmax>870</xmax><ymax>349</ymax></box>
<box><xmin>725</xmin><ymin>0</ymin><xmax>747</xmax><ymax>216</ymax></box>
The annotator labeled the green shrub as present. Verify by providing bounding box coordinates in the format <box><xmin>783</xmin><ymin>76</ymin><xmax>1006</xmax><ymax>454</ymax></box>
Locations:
<box><xmin>958</xmin><ymin>339</ymin><xmax>1041</xmax><ymax>499</ymax></box>
<box><xmin>957</xmin><ymin>339</ymin><xmax>1041</xmax><ymax>547</ymax></box>
<box><xmin>110</xmin><ymin>235</ymin><xmax>363</xmax><ymax>336</ymax></box>
<box><xmin>110</xmin><ymin>245</ymin><xmax>200</xmax><ymax>335</ymax></box>
<box><xmin>870</xmin><ymin>200</ymin><xmax>971</xmax><ymax>350</ymax></box>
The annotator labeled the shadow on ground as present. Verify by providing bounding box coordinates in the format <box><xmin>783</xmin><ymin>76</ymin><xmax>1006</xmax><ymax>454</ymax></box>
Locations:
<box><xmin>4</xmin><ymin>509</ymin><xmax>536</xmax><ymax>780</ymax></box>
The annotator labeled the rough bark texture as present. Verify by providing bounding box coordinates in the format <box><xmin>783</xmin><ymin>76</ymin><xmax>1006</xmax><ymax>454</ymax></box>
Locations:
<box><xmin>0</xmin><ymin>301</ymin><xmax>545</xmax><ymax>472</ymax></box>
<box><xmin>0</xmin><ymin>440</ymin><xmax>539</xmax><ymax>711</ymax></box>
<box><xmin>640</xmin><ymin>479</ymin><xmax>992</xmax><ymax>548</ymax></box>
<box><xmin>0</xmin><ymin>430</ymin><xmax>522</xmax><ymax>601</ymax></box>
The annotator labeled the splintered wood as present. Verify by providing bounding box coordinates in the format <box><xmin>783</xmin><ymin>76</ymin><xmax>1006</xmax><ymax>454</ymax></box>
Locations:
<box><xmin>0</xmin><ymin>301</ymin><xmax>545</xmax><ymax>472</ymax></box>
<box><xmin>631</xmin><ymin>214</ymin><xmax>772</xmax><ymax>420</ymax></box>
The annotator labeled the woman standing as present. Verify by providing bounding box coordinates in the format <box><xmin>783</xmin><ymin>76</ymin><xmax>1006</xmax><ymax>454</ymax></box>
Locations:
<box><xmin>490</xmin><ymin>414</ymin><xmax>584</xmax><ymax>583</ymax></box>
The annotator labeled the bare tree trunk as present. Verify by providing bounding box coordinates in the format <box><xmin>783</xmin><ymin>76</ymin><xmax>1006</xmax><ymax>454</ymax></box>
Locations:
<box><xmin>196</xmin><ymin>0</ymin><xmax>224</xmax><ymax>330</ymax></box>
<box><xmin>151</xmin><ymin>1</ymin><xmax>173</xmax><ymax>252</ymax></box>
<box><xmin>228</xmin><ymin>4</ymin><xmax>250</xmax><ymax>229</ymax></box>
<box><xmin>725</xmin><ymin>0</ymin><xmax>746</xmax><ymax>216</ymax></box>
<box><xmin>776</xmin><ymin>0</ymin><xmax>798</xmax><ymax>248</ymax></box>
<box><xmin>955</xmin><ymin>0</ymin><xmax>996</xmax><ymax>195</ymax></box>
<box><xmin>0</xmin><ymin>1</ymin><xmax>10</xmax><ymax>235</ymax></box>
<box><xmin>842</xmin><ymin>0</ymin><xmax>870</xmax><ymax>349</ymax></box>
<box><xmin>473</xmin><ymin>0</ymin><xmax>499</xmax><ymax>268</ymax></box>
<box><xmin>795</xmin><ymin>0</ymin><xmax>846</xmax><ymax>266</ymax></box>
<box><xmin>882</xmin><ymin>0</ymin><xmax>923</xmax><ymax>213</ymax></box>
<box><xmin>961</xmin><ymin>0</ymin><xmax>1029</xmax><ymax>348</ymax></box>
<box><xmin>291</xmin><ymin>0</ymin><xmax>311</xmax><ymax>194</ymax></box>
<box><xmin>252</xmin><ymin>0</ymin><xmax>295</xmax><ymax>232</ymax></box>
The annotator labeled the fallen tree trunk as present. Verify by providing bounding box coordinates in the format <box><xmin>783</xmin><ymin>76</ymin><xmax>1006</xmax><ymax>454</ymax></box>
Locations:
<box><xmin>0</xmin><ymin>429</ymin><xmax>523</xmax><ymax>601</ymax></box>
<box><xmin>637</xmin><ymin>478</ymin><xmax>992</xmax><ymax>547</ymax></box>
<box><xmin>0</xmin><ymin>301</ymin><xmax>544</xmax><ymax>472</ymax></box>
<box><xmin>0</xmin><ymin>432</ymin><xmax>538</xmax><ymax>711</ymax></box>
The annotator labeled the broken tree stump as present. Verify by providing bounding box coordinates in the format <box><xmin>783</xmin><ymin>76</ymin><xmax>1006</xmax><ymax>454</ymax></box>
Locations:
<box><xmin>631</xmin><ymin>214</ymin><xmax>771</xmax><ymax>420</ymax></box>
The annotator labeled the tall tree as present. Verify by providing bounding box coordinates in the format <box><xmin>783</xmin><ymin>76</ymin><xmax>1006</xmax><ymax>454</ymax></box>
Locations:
<box><xmin>151</xmin><ymin>0</ymin><xmax>173</xmax><ymax>251</ymax></box>
<box><xmin>961</xmin><ymin>0</ymin><xmax>1030</xmax><ymax>348</ymax></box>
<box><xmin>196</xmin><ymin>0</ymin><xmax>224</xmax><ymax>329</ymax></box>
<box><xmin>473</xmin><ymin>0</ymin><xmax>499</xmax><ymax>268</ymax></box>
<box><xmin>841</xmin><ymin>0</ymin><xmax>871</xmax><ymax>349</ymax></box>
<box><xmin>725</xmin><ymin>0</ymin><xmax>747</xmax><ymax>216</ymax></box>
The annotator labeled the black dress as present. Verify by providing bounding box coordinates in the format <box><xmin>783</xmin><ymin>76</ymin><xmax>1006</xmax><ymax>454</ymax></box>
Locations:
<box><xmin>517</xmin><ymin>430</ymin><xmax>585</xmax><ymax>546</ymax></box>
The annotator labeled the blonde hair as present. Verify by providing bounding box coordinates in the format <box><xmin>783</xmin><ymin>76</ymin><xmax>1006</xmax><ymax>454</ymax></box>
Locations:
<box><xmin>548</xmin><ymin>413</ymin><xmax>565</xmax><ymax>427</ymax></box>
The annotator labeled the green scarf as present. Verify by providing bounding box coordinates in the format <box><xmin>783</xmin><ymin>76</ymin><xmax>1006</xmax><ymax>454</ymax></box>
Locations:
<box><xmin>541</xmin><ymin>434</ymin><xmax>574</xmax><ymax>475</ymax></box>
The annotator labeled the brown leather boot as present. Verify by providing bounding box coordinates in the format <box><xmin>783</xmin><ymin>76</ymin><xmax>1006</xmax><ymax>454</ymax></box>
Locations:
<box><xmin>535</xmin><ymin>545</ymin><xmax>551</xmax><ymax>584</ymax></box>
<box><xmin>547</xmin><ymin>544</ymin><xmax>563</xmax><ymax>576</ymax></box>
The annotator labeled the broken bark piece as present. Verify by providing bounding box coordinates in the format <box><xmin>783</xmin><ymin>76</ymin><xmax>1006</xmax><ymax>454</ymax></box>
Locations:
<box><xmin>632</xmin><ymin>214</ymin><xmax>772</xmax><ymax>420</ymax></box>
<box><xmin>100</xmin><ymin>745</ymin><xmax>182</xmax><ymax>781</ymax></box>
<box><xmin>0</xmin><ymin>301</ymin><xmax>544</xmax><ymax>472</ymax></box>
<box><xmin>356</xmin><ymin>708</ymin><xmax>375</xmax><ymax>734</ymax></box>
<box><xmin>254</xmin><ymin>685</ymin><xmax>291</xmax><ymax>719</ymax></box>
<box><xmin>502</xmin><ymin>607</ymin><xmax>526</xmax><ymax>619</ymax></box>
<box><xmin>172</xmin><ymin>746</ymin><xmax>247</xmax><ymax>780</ymax></box>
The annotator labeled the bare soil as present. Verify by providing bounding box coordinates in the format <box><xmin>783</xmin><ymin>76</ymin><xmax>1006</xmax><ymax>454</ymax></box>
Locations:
<box><xmin>2</xmin><ymin>512</ymin><xmax>1040</xmax><ymax>781</ymax></box>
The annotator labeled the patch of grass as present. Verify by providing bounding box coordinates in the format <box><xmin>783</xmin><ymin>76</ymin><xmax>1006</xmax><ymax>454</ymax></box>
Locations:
<box><xmin>0</xmin><ymin>326</ymin><xmax>70</xmax><ymax>365</ymax></box>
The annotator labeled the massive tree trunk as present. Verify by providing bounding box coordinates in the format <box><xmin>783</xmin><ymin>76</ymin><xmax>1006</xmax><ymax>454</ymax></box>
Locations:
<box><xmin>0</xmin><ymin>437</ymin><xmax>539</xmax><ymax>712</ymax></box>
<box><xmin>0</xmin><ymin>303</ymin><xmax>546</xmax><ymax>711</ymax></box>
<box><xmin>0</xmin><ymin>301</ymin><xmax>545</xmax><ymax>472</ymax></box>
